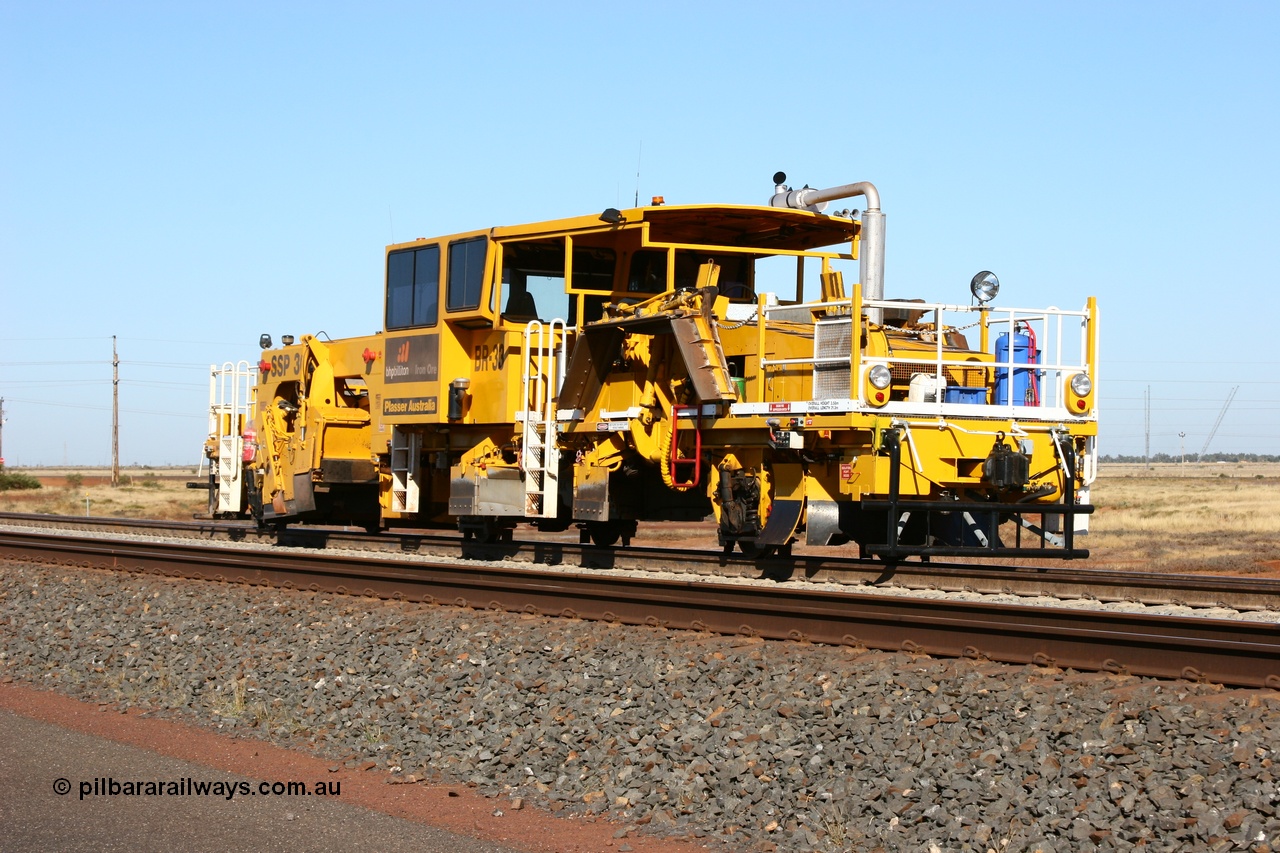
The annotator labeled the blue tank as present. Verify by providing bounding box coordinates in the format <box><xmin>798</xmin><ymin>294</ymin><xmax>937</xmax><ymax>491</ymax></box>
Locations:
<box><xmin>994</xmin><ymin>332</ymin><xmax>1038</xmax><ymax>405</ymax></box>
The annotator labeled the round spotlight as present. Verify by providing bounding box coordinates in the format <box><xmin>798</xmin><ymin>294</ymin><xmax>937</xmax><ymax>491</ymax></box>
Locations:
<box><xmin>1069</xmin><ymin>373</ymin><xmax>1092</xmax><ymax>396</ymax></box>
<box><xmin>868</xmin><ymin>364</ymin><xmax>892</xmax><ymax>390</ymax></box>
<box><xmin>970</xmin><ymin>270</ymin><xmax>1000</xmax><ymax>304</ymax></box>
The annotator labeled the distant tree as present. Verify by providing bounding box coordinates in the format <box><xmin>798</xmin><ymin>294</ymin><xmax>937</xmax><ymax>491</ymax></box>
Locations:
<box><xmin>0</xmin><ymin>471</ymin><xmax>41</xmax><ymax>491</ymax></box>
<box><xmin>1099</xmin><ymin>452</ymin><xmax>1280</xmax><ymax>463</ymax></box>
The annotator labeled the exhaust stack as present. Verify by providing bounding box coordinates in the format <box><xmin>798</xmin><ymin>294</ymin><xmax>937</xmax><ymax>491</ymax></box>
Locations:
<box><xmin>770</xmin><ymin>173</ymin><xmax>885</xmax><ymax>324</ymax></box>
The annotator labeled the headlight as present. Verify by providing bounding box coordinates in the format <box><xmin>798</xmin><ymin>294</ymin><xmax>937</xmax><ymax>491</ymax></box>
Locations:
<box><xmin>868</xmin><ymin>364</ymin><xmax>892</xmax><ymax>390</ymax></box>
<box><xmin>1066</xmin><ymin>372</ymin><xmax>1093</xmax><ymax>415</ymax></box>
<box><xmin>970</xmin><ymin>270</ymin><xmax>1000</xmax><ymax>304</ymax></box>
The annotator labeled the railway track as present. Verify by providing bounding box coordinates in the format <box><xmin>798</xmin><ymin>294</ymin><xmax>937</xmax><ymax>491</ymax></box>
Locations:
<box><xmin>5</xmin><ymin>511</ymin><xmax>1280</xmax><ymax>611</ymax></box>
<box><xmin>1</xmin><ymin>514</ymin><xmax>1277</xmax><ymax>689</ymax></box>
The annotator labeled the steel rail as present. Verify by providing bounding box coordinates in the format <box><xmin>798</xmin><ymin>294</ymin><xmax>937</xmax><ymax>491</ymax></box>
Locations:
<box><xmin>1</xmin><ymin>528</ymin><xmax>1277</xmax><ymax>690</ymax></box>
<box><xmin>3</xmin><ymin>512</ymin><xmax>1280</xmax><ymax>612</ymax></box>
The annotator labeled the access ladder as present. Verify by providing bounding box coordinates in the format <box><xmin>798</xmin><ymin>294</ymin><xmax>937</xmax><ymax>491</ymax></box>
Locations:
<box><xmin>520</xmin><ymin>319</ymin><xmax>566</xmax><ymax>518</ymax></box>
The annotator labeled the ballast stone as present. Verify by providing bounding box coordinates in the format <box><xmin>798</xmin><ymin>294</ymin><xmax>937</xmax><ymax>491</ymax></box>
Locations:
<box><xmin>0</xmin><ymin>563</ymin><xmax>1278</xmax><ymax>852</ymax></box>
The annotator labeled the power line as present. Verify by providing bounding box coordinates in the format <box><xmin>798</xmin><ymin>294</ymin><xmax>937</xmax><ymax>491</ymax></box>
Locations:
<box><xmin>126</xmin><ymin>337</ymin><xmax>249</xmax><ymax>346</ymax></box>
<box><xmin>1</xmin><ymin>360</ymin><xmax>221</xmax><ymax>369</ymax></box>
<box><xmin>0</xmin><ymin>335</ymin><xmax>242</xmax><ymax>346</ymax></box>
<box><xmin>119</xmin><ymin>381</ymin><xmax>208</xmax><ymax>389</ymax></box>
<box><xmin>0</xmin><ymin>398</ymin><xmax>203</xmax><ymax>419</ymax></box>
<box><xmin>1110</xmin><ymin>359</ymin><xmax>1280</xmax><ymax>366</ymax></box>
<box><xmin>0</xmin><ymin>360</ymin><xmax>109</xmax><ymax>366</ymax></box>
<box><xmin>0</xmin><ymin>380</ymin><xmax>109</xmax><ymax>386</ymax></box>
<box><xmin>119</xmin><ymin>360</ymin><xmax>211</xmax><ymax>369</ymax></box>
<box><xmin>0</xmin><ymin>336</ymin><xmax>113</xmax><ymax>342</ymax></box>
<box><xmin>1107</xmin><ymin>378</ymin><xmax>1280</xmax><ymax>385</ymax></box>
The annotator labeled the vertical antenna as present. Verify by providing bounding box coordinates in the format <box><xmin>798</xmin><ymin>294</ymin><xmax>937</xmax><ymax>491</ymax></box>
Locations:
<box><xmin>634</xmin><ymin>141</ymin><xmax>642</xmax><ymax>207</ymax></box>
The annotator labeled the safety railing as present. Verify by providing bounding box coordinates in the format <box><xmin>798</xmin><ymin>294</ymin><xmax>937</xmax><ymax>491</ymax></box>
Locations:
<box><xmin>204</xmin><ymin>361</ymin><xmax>256</xmax><ymax>514</ymax></box>
<box><xmin>740</xmin><ymin>286</ymin><xmax>1096</xmax><ymax>421</ymax></box>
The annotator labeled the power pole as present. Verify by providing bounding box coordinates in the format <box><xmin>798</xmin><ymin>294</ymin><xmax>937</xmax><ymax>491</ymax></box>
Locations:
<box><xmin>1144</xmin><ymin>386</ymin><xmax>1151</xmax><ymax>468</ymax></box>
<box><xmin>0</xmin><ymin>396</ymin><xmax>6</xmax><ymax>467</ymax></box>
<box><xmin>112</xmin><ymin>336</ymin><xmax>120</xmax><ymax>487</ymax></box>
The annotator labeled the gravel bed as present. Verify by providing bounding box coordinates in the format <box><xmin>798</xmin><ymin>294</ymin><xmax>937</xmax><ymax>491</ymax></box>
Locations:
<box><xmin>3</xmin><ymin>560</ymin><xmax>1279</xmax><ymax>852</ymax></box>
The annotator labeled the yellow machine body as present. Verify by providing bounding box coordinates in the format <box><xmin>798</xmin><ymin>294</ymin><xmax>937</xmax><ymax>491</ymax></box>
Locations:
<box><xmin>232</xmin><ymin>178</ymin><xmax>1098</xmax><ymax>558</ymax></box>
<box><xmin>251</xmin><ymin>334</ymin><xmax>384</xmax><ymax>529</ymax></box>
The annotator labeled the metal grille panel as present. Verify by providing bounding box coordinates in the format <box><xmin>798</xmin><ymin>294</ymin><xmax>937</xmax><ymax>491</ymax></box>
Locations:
<box><xmin>890</xmin><ymin>363</ymin><xmax>988</xmax><ymax>387</ymax></box>
<box><xmin>812</xmin><ymin>318</ymin><xmax>853</xmax><ymax>400</ymax></box>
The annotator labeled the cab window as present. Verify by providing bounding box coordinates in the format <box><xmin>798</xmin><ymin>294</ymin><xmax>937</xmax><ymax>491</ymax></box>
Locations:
<box><xmin>627</xmin><ymin>250</ymin><xmax>667</xmax><ymax>294</ymax></box>
<box><xmin>501</xmin><ymin>242</ymin><xmax>615</xmax><ymax>325</ymax></box>
<box><xmin>386</xmin><ymin>245</ymin><xmax>440</xmax><ymax>330</ymax></box>
<box><xmin>447</xmin><ymin>238</ymin><xmax>487</xmax><ymax>311</ymax></box>
<box><xmin>627</xmin><ymin>250</ymin><xmax>751</xmax><ymax>297</ymax></box>
<box><xmin>502</xmin><ymin>242</ymin><xmax>567</xmax><ymax>322</ymax></box>
<box><xmin>572</xmin><ymin>247</ymin><xmax>616</xmax><ymax>291</ymax></box>
<box><xmin>717</xmin><ymin>255</ymin><xmax>754</xmax><ymax>301</ymax></box>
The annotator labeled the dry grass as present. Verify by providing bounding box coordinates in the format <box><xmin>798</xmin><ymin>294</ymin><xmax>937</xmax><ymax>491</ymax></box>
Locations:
<box><xmin>1085</xmin><ymin>463</ymin><xmax>1280</xmax><ymax>575</ymax></box>
<box><xmin>0</xmin><ymin>467</ymin><xmax>206</xmax><ymax>522</ymax></box>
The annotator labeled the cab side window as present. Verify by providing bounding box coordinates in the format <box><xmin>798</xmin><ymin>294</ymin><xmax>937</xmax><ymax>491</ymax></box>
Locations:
<box><xmin>501</xmin><ymin>241</ymin><xmax>617</xmax><ymax>326</ymax></box>
<box><xmin>627</xmin><ymin>250</ymin><xmax>741</xmax><ymax>295</ymax></box>
<box><xmin>386</xmin><ymin>245</ymin><xmax>440</xmax><ymax>330</ymax></box>
<box><xmin>447</xmin><ymin>238</ymin><xmax>487</xmax><ymax>311</ymax></box>
<box><xmin>627</xmin><ymin>250</ymin><xmax>667</xmax><ymax>293</ymax></box>
<box><xmin>717</xmin><ymin>255</ymin><xmax>754</xmax><ymax>301</ymax></box>
<box><xmin>502</xmin><ymin>241</ymin><xmax>569</xmax><ymax>323</ymax></box>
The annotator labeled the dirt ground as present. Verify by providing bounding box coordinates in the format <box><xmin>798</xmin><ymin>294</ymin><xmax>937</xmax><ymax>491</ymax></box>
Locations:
<box><xmin>2</xmin><ymin>463</ymin><xmax>1278</xmax><ymax>577</ymax></box>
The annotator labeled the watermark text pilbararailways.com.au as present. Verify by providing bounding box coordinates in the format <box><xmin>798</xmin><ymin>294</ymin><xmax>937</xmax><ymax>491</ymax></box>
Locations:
<box><xmin>53</xmin><ymin>776</ymin><xmax>341</xmax><ymax>801</ymax></box>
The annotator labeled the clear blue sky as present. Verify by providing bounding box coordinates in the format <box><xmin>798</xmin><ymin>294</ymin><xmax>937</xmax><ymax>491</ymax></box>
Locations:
<box><xmin>2</xmin><ymin>1</ymin><xmax>1277</xmax><ymax>466</ymax></box>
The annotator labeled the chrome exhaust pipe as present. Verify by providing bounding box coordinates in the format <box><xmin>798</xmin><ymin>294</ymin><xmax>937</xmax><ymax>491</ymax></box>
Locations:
<box><xmin>769</xmin><ymin>173</ymin><xmax>884</xmax><ymax>323</ymax></box>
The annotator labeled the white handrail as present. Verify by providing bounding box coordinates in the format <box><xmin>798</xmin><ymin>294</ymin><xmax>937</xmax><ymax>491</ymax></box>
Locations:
<box><xmin>750</xmin><ymin>297</ymin><xmax>1093</xmax><ymax>417</ymax></box>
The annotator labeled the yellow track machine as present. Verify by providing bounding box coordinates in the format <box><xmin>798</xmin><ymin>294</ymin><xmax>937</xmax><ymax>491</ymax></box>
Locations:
<box><xmin>226</xmin><ymin>173</ymin><xmax>1097</xmax><ymax>559</ymax></box>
